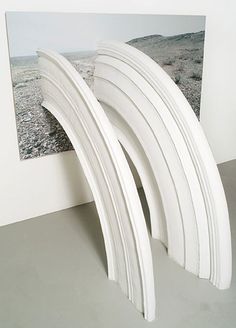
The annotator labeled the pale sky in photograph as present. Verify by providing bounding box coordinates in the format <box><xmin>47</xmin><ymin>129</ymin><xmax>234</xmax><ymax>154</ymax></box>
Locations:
<box><xmin>6</xmin><ymin>12</ymin><xmax>205</xmax><ymax>57</ymax></box>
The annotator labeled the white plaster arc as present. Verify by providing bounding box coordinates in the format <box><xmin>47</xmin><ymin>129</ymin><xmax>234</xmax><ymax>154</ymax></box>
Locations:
<box><xmin>37</xmin><ymin>49</ymin><xmax>156</xmax><ymax>321</ymax></box>
<box><xmin>95</xmin><ymin>40</ymin><xmax>232</xmax><ymax>289</ymax></box>
<box><xmin>95</xmin><ymin>56</ymin><xmax>203</xmax><ymax>277</ymax></box>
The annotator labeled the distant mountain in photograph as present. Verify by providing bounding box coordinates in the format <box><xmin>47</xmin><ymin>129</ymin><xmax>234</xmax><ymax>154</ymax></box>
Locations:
<box><xmin>128</xmin><ymin>31</ymin><xmax>205</xmax><ymax>118</ymax></box>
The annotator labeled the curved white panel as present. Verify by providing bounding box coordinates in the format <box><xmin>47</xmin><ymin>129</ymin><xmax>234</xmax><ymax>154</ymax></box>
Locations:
<box><xmin>37</xmin><ymin>49</ymin><xmax>155</xmax><ymax>321</ymax></box>
<box><xmin>94</xmin><ymin>40</ymin><xmax>232</xmax><ymax>289</ymax></box>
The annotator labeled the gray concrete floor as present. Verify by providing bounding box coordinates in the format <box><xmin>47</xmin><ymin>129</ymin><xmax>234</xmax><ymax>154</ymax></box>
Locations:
<box><xmin>0</xmin><ymin>160</ymin><xmax>235</xmax><ymax>328</ymax></box>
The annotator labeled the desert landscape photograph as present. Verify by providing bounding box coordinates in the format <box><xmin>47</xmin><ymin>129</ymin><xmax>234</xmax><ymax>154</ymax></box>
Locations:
<box><xmin>6</xmin><ymin>13</ymin><xmax>205</xmax><ymax>160</ymax></box>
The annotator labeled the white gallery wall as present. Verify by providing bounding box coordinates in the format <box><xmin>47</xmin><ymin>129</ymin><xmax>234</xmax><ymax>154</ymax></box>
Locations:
<box><xmin>0</xmin><ymin>0</ymin><xmax>235</xmax><ymax>227</ymax></box>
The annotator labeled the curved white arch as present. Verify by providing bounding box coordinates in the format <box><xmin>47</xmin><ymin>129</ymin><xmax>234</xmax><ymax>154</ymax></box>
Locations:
<box><xmin>94</xmin><ymin>40</ymin><xmax>232</xmax><ymax>289</ymax></box>
<box><xmin>37</xmin><ymin>49</ymin><xmax>155</xmax><ymax>321</ymax></box>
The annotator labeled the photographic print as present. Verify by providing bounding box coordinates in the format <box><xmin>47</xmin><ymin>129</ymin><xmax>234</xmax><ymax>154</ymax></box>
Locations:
<box><xmin>6</xmin><ymin>13</ymin><xmax>206</xmax><ymax>160</ymax></box>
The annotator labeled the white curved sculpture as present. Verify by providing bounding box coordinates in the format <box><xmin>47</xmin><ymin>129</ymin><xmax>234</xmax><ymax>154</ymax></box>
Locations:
<box><xmin>37</xmin><ymin>49</ymin><xmax>156</xmax><ymax>321</ymax></box>
<box><xmin>94</xmin><ymin>40</ymin><xmax>232</xmax><ymax>289</ymax></box>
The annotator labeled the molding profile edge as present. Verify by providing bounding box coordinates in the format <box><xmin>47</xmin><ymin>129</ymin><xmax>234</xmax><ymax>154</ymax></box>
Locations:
<box><xmin>37</xmin><ymin>49</ymin><xmax>156</xmax><ymax>321</ymax></box>
<box><xmin>94</xmin><ymin>40</ymin><xmax>232</xmax><ymax>290</ymax></box>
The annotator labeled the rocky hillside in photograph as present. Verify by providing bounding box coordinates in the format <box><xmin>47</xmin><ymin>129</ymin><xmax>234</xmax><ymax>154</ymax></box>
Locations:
<box><xmin>128</xmin><ymin>31</ymin><xmax>205</xmax><ymax>118</ymax></box>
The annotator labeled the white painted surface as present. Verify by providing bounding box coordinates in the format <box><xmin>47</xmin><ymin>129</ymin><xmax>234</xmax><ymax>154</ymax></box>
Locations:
<box><xmin>38</xmin><ymin>49</ymin><xmax>155</xmax><ymax>320</ymax></box>
<box><xmin>94</xmin><ymin>40</ymin><xmax>232</xmax><ymax>289</ymax></box>
<box><xmin>0</xmin><ymin>0</ymin><xmax>235</xmax><ymax>227</ymax></box>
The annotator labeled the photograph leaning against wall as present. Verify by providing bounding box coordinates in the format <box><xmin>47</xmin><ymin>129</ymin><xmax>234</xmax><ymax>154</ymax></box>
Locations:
<box><xmin>6</xmin><ymin>12</ymin><xmax>206</xmax><ymax>160</ymax></box>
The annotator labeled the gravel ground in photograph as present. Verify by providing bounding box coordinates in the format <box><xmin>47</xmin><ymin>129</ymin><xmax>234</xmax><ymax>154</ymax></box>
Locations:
<box><xmin>11</xmin><ymin>52</ymin><xmax>96</xmax><ymax>160</ymax></box>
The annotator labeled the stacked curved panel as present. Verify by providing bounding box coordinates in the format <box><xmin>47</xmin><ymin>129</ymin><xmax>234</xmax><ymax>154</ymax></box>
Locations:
<box><xmin>37</xmin><ymin>49</ymin><xmax>156</xmax><ymax>321</ymax></box>
<box><xmin>94</xmin><ymin>41</ymin><xmax>232</xmax><ymax>289</ymax></box>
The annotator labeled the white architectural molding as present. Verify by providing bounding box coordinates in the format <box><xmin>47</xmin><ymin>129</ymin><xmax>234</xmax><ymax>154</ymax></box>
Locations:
<box><xmin>37</xmin><ymin>49</ymin><xmax>155</xmax><ymax>321</ymax></box>
<box><xmin>94</xmin><ymin>41</ymin><xmax>232</xmax><ymax>289</ymax></box>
